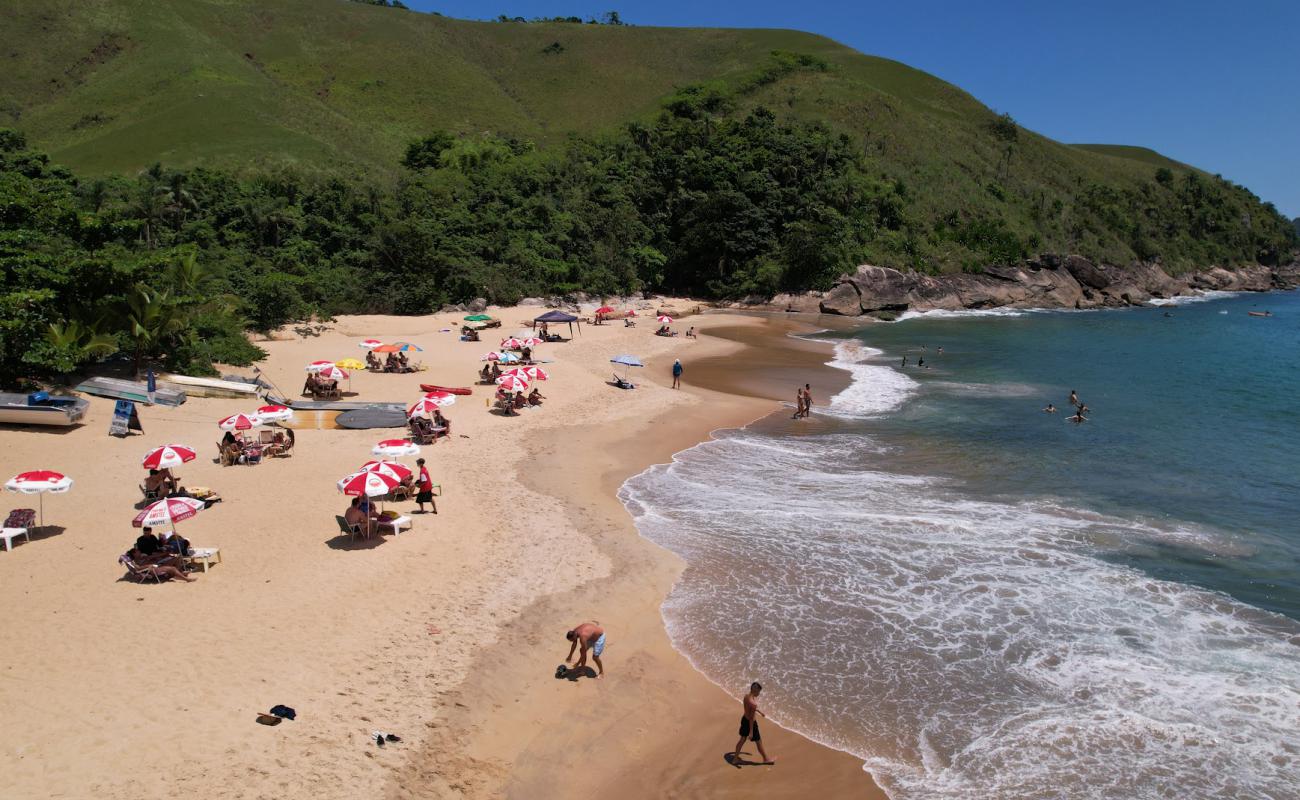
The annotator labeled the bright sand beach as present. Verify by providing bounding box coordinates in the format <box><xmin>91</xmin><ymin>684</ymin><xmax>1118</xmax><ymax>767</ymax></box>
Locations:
<box><xmin>0</xmin><ymin>304</ymin><xmax>882</xmax><ymax>799</ymax></box>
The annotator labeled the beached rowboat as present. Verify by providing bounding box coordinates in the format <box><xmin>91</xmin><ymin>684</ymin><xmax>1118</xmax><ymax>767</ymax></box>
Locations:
<box><xmin>418</xmin><ymin>384</ymin><xmax>473</xmax><ymax>395</ymax></box>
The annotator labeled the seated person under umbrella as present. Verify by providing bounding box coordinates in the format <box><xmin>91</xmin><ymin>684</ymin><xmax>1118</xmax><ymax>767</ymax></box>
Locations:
<box><xmin>384</xmin><ymin>352</ymin><xmax>400</xmax><ymax>373</ymax></box>
<box><xmin>366</xmin><ymin>351</ymin><xmax>382</xmax><ymax>371</ymax></box>
<box><xmin>432</xmin><ymin>409</ymin><xmax>451</xmax><ymax>437</ymax></box>
<box><xmin>134</xmin><ymin>527</ymin><xmax>188</xmax><ymax>570</ymax></box>
<box><xmin>144</xmin><ymin>468</ymin><xmax>177</xmax><ymax>497</ymax></box>
<box><xmin>528</xmin><ymin>388</ymin><xmax>545</xmax><ymax>406</ymax></box>
<box><xmin>480</xmin><ymin>363</ymin><xmax>493</xmax><ymax>383</ymax></box>
<box><xmin>396</xmin><ymin>351</ymin><xmax>410</xmax><ymax>371</ymax></box>
<box><xmin>123</xmin><ymin>548</ymin><xmax>194</xmax><ymax>582</ymax></box>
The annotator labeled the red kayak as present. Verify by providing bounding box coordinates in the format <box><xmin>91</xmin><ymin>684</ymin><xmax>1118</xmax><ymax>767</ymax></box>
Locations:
<box><xmin>420</xmin><ymin>384</ymin><xmax>473</xmax><ymax>395</ymax></box>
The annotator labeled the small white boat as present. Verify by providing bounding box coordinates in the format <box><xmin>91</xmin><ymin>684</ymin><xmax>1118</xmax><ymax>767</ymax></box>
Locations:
<box><xmin>0</xmin><ymin>392</ymin><xmax>90</xmax><ymax>427</ymax></box>
<box><xmin>156</xmin><ymin>373</ymin><xmax>266</xmax><ymax>399</ymax></box>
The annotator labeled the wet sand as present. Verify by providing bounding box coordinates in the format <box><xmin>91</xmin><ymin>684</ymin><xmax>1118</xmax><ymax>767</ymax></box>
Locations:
<box><xmin>402</xmin><ymin>314</ymin><xmax>884</xmax><ymax>799</ymax></box>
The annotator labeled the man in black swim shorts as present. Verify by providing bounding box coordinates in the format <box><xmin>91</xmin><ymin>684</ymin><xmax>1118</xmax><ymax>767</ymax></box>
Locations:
<box><xmin>732</xmin><ymin>681</ymin><xmax>774</xmax><ymax>764</ymax></box>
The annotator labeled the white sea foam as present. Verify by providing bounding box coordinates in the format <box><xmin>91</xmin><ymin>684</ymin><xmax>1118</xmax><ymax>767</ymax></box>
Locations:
<box><xmin>620</xmin><ymin>429</ymin><xmax>1300</xmax><ymax>800</ymax></box>
<box><xmin>1147</xmin><ymin>290</ymin><xmax>1238</xmax><ymax>306</ymax></box>
<box><xmin>896</xmin><ymin>307</ymin><xmax>1034</xmax><ymax>321</ymax></box>
<box><xmin>824</xmin><ymin>340</ymin><xmax>918</xmax><ymax>418</ymax></box>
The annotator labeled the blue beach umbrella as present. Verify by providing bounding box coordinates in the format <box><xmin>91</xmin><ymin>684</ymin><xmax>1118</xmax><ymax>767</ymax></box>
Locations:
<box><xmin>610</xmin><ymin>354</ymin><xmax>643</xmax><ymax>385</ymax></box>
<box><xmin>393</xmin><ymin>342</ymin><xmax>424</xmax><ymax>352</ymax></box>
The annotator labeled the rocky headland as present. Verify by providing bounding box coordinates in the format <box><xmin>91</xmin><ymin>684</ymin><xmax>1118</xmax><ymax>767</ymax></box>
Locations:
<box><xmin>745</xmin><ymin>256</ymin><xmax>1300</xmax><ymax>317</ymax></box>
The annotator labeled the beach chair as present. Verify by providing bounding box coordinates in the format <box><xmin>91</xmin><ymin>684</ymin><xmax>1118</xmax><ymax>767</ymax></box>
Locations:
<box><xmin>140</xmin><ymin>483</ymin><xmax>161</xmax><ymax>502</ymax></box>
<box><xmin>336</xmin><ymin>514</ymin><xmax>366</xmax><ymax>541</ymax></box>
<box><xmin>119</xmin><ymin>553</ymin><xmax>167</xmax><ymax>583</ymax></box>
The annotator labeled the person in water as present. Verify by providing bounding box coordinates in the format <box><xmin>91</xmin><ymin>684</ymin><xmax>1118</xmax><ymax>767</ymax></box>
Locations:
<box><xmin>901</xmin><ymin>356</ymin><xmax>907</xmax><ymax>368</ymax></box>
<box><xmin>937</xmin><ymin>346</ymin><xmax>944</xmax><ymax>355</ymax></box>
<box><xmin>801</xmin><ymin>384</ymin><xmax>813</xmax><ymax>417</ymax></box>
<box><xmin>793</xmin><ymin>385</ymin><xmax>805</xmax><ymax>419</ymax></box>
<box><xmin>732</xmin><ymin>682</ymin><xmax>773</xmax><ymax>764</ymax></box>
<box><xmin>1069</xmin><ymin>408</ymin><xmax>1088</xmax><ymax>424</ymax></box>
<box><xmin>1043</xmin><ymin>403</ymin><xmax>1057</xmax><ymax>413</ymax></box>
<box><xmin>917</xmin><ymin>356</ymin><xmax>926</xmax><ymax>368</ymax></box>
<box><xmin>1069</xmin><ymin>389</ymin><xmax>1080</xmax><ymax>407</ymax></box>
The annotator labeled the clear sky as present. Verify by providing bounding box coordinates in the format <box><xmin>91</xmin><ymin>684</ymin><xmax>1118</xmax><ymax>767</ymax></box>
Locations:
<box><xmin>404</xmin><ymin>0</ymin><xmax>1299</xmax><ymax>218</ymax></box>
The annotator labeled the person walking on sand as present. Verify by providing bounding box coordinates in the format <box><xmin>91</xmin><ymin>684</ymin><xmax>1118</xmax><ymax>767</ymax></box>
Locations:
<box><xmin>564</xmin><ymin>622</ymin><xmax>606</xmax><ymax>678</ymax></box>
<box><xmin>732</xmin><ymin>682</ymin><xmax>774</xmax><ymax>764</ymax></box>
<box><xmin>672</xmin><ymin>358</ymin><xmax>683</xmax><ymax>389</ymax></box>
<box><xmin>415</xmin><ymin>458</ymin><xmax>437</xmax><ymax>514</ymax></box>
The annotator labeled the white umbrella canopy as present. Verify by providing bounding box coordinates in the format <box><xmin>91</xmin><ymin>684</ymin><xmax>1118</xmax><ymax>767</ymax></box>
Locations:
<box><xmin>5</xmin><ymin>470</ymin><xmax>73</xmax><ymax>527</ymax></box>
<box><xmin>133</xmin><ymin>496</ymin><xmax>205</xmax><ymax>530</ymax></box>
<box><xmin>496</xmin><ymin>374</ymin><xmax>530</xmax><ymax>393</ymax></box>
<box><xmin>372</xmin><ymin>439</ymin><xmax>420</xmax><ymax>458</ymax></box>
<box><xmin>253</xmin><ymin>404</ymin><xmax>293</xmax><ymax>423</ymax></box>
<box><xmin>337</xmin><ymin>470</ymin><xmax>399</xmax><ymax>498</ymax></box>
<box><xmin>141</xmin><ymin>445</ymin><xmax>197</xmax><ymax>470</ymax></box>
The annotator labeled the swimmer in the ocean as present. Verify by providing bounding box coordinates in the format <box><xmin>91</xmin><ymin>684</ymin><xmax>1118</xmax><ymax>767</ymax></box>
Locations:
<box><xmin>901</xmin><ymin>356</ymin><xmax>907</xmax><ymax>368</ymax></box>
<box><xmin>1043</xmin><ymin>403</ymin><xmax>1057</xmax><ymax>413</ymax></box>
<box><xmin>1069</xmin><ymin>389</ymin><xmax>1079</xmax><ymax>407</ymax></box>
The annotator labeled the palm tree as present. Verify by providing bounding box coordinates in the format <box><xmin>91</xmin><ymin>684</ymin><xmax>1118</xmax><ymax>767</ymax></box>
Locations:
<box><xmin>162</xmin><ymin>173</ymin><xmax>198</xmax><ymax>231</ymax></box>
<box><xmin>130</xmin><ymin>182</ymin><xmax>167</xmax><ymax>248</ymax></box>
<box><xmin>124</xmin><ymin>285</ymin><xmax>183</xmax><ymax>377</ymax></box>
<box><xmin>43</xmin><ymin>320</ymin><xmax>118</xmax><ymax>377</ymax></box>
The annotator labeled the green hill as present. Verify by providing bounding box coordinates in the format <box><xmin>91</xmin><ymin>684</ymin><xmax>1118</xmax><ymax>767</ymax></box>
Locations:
<box><xmin>1</xmin><ymin>0</ymin><xmax>1295</xmax><ymax>385</ymax></box>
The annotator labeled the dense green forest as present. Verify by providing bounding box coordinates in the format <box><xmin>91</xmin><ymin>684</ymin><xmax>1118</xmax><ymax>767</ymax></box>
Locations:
<box><xmin>2</xmin><ymin>85</ymin><xmax>1295</xmax><ymax>385</ymax></box>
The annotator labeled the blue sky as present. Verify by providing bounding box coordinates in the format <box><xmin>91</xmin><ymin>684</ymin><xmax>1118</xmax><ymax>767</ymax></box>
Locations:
<box><xmin>404</xmin><ymin>0</ymin><xmax>1300</xmax><ymax>218</ymax></box>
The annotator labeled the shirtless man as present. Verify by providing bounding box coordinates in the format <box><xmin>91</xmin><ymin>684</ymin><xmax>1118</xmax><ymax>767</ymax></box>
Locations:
<box><xmin>564</xmin><ymin>622</ymin><xmax>606</xmax><ymax>679</ymax></box>
<box><xmin>802</xmin><ymin>383</ymin><xmax>813</xmax><ymax>417</ymax></box>
<box><xmin>732</xmin><ymin>682</ymin><xmax>773</xmax><ymax>764</ymax></box>
<box><xmin>792</xmin><ymin>385</ymin><xmax>805</xmax><ymax>419</ymax></box>
<box><xmin>1069</xmin><ymin>389</ymin><xmax>1080</xmax><ymax>408</ymax></box>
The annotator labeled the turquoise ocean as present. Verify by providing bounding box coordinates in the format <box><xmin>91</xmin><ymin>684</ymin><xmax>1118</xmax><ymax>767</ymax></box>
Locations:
<box><xmin>619</xmin><ymin>290</ymin><xmax>1299</xmax><ymax>799</ymax></box>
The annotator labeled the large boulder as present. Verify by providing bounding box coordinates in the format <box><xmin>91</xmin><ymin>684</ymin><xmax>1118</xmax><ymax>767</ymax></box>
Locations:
<box><xmin>1063</xmin><ymin>255</ymin><xmax>1110</xmax><ymax>290</ymax></box>
<box><xmin>771</xmin><ymin>291</ymin><xmax>828</xmax><ymax>313</ymax></box>
<box><xmin>819</xmin><ymin>282</ymin><xmax>862</xmax><ymax>315</ymax></box>
<box><xmin>517</xmin><ymin>297</ymin><xmax>546</xmax><ymax>307</ymax></box>
<box><xmin>467</xmin><ymin>297</ymin><xmax>488</xmax><ymax>313</ymax></box>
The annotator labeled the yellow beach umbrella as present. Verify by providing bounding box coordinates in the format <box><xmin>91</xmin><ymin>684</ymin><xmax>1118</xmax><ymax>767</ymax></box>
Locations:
<box><xmin>335</xmin><ymin>358</ymin><xmax>366</xmax><ymax>370</ymax></box>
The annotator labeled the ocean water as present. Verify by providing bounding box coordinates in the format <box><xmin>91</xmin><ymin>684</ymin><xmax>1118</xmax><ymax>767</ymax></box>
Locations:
<box><xmin>619</xmin><ymin>290</ymin><xmax>1300</xmax><ymax>799</ymax></box>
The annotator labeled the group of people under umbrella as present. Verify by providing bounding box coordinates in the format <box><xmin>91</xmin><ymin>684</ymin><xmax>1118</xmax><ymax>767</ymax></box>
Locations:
<box><xmin>218</xmin><ymin>405</ymin><xmax>295</xmax><ymax>465</ymax></box>
<box><xmin>481</xmin><ymin>336</ymin><xmax>549</xmax><ymax>414</ymax></box>
<box><xmin>124</xmin><ymin>441</ymin><xmax>226</xmax><ymax>582</ymax></box>
<box><xmin>337</xmin><ymin>438</ymin><xmax>438</xmax><ymax>540</ymax></box>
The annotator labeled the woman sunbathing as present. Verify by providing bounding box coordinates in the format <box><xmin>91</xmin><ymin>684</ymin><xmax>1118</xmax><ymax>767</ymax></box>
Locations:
<box><xmin>124</xmin><ymin>548</ymin><xmax>194</xmax><ymax>582</ymax></box>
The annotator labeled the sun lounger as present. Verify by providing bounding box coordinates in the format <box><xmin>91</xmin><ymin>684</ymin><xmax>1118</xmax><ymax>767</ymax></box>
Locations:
<box><xmin>118</xmin><ymin>553</ymin><xmax>171</xmax><ymax>583</ymax></box>
<box><xmin>376</xmin><ymin>514</ymin><xmax>412</xmax><ymax>535</ymax></box>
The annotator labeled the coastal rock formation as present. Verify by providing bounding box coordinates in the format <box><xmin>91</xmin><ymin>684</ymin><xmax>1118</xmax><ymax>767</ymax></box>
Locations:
<box><xmin>804</xmin><ymin>256</ymin><xmax>1298</xmax><ymax>317</ymax></box>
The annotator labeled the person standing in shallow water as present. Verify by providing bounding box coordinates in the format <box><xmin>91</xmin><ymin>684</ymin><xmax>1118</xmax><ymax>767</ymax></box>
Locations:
<box><xmin>732</xmin><ymin>682</ymin><xmax>774</xmax><ymax>764</ymax></box>
<box><xmin>1069</xmin><ymin>389</ymin><xmax>1079</xmax><ymax>408</ymax></box>
<box><xmin>793</xmin><ymin>385</ymin><xmax>805</xmax><ymax>418</ymax></box>
<box><xmin>802</xmin><ymin>384</ymin><xmax>813</xmax><ymax>417</ymax></box>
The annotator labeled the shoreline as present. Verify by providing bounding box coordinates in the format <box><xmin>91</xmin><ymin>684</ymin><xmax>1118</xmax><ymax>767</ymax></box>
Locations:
<box><xmin>397</xmin><ymin>314</ymin><xmax>885</xmax><ymax>799</ymax></box>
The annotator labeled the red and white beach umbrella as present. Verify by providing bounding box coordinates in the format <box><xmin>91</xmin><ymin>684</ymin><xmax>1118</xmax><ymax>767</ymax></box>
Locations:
<box><xmin>500</xmin><ymin>337</ymin><xmax>524</xmax><ymax>350</ymax></box>
<box><xmin>421</xmin><ymin>390</ymin><xmax>457</xmax><ymax>406</ymax></box>
<box><xmin>315</xmin><ymin>365</ymin><xmax>349</xmax><ymax>381</ymax></box>
<box><xmin>358</xmin><ymin>338</ymin><xmax>384</xmax><ymax>350</ymax></box>
<box><xmin>5</xmin><ymin>470</ymin><xmax>73</xmax><ymax>527</ymax></box>
<box><xmin>407</xmin><ymin>398</ymin><xmax>447</xmax><ymax>419</ymax></box>
<box><xmin>517</xmin><ymin>337</ymin><xmax>543</xmax><ymax>347</ymax></box>
<box><xmin>217</xmin><ymin>413</ymin><xmax>259</xmax><ymax>431</ymax></box>
<box><xmin>133</xmin><ymin>496</ymin><xmax>205</xmax><ymax>529</ymax></box>
<box><xmin>502</xmin><ymin>366</ymin><xmax>548</xmax><ymax>381</ymax></box>
<box><xmin>305</xmin><ymin>360</ymin><xmax>336</xmax><ymax>372</ymax></box>
<box><xmin>360</xmin><ymin>460</ymin><xmax>413</xmax><ymax>482</ymax></box>
<box><xmin>656</xmin><ymin>315</ymin><xmax>674</xmax><ymax>323</ymax></box>
<box><xmin>496</xmin><ymin>374</ymin><xmax>530</xmax><ymax>393</ymax></box>
<box><xmin>141</xmin><ymin>445</ymin><xmax>197</xmax><ymax>470</ymax></box>
<box><xmin>596</xmin><ymin>306</ymin><xmax>615</xmax><ymax>314</ymax></box>
<box><xmin>253</xmin><ymin>404</ymin><xmax>293</xmax><ymax>423</ymax></box>
<box><xmin>372</xmin><ymin>439</ymin><xmax>421</xmax><ymax>458</ymax></box>
<box><xmin>337</xmin><ymin>470</ymin><xmax>399</xmax><ymax>497</ymax></box>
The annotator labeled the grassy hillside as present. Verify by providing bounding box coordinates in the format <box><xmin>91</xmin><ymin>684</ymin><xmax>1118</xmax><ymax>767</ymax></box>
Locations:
<box><xmin>1</xmin><ymin>0</ymin><xmax>1293</xmax><ymax>278</ymax></box>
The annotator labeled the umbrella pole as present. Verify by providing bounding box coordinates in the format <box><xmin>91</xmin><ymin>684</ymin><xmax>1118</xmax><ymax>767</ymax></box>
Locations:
<box><xmin>39</xmin><ymin>493</ymin><xmax>44</xmax><ymax>529</ymax></box>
